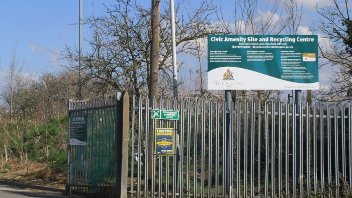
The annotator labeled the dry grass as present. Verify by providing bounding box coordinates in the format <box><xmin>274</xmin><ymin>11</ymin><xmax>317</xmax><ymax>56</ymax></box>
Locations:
<box><xmin>0</xmin><ymin>159</ymin><xmax>66</xmax><ymax>190</ymax></box>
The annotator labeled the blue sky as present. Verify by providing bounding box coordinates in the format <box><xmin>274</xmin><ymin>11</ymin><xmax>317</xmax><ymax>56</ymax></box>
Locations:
<box><xmin>0</xmin><ymin>0</ymin><xmax>115</xmax><ymax>75</ymax></box>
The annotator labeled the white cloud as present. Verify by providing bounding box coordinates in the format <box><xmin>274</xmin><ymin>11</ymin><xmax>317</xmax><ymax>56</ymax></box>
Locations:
<box><xmin>297</xmin><ymin>26</ymin><xmax>313</xmax><ymax>35</ymax></box>
<box><xmin>30</xmin><ymin>45</ymin><xmax>39</xmax><ymax>53</ymax></box>
<box><xmin>295</xmin><ymin>0</ymin><xmax>331</xmax><ymax>9</ymax></box>
<box><xmin>254</xmin><ymin>11</ymin><xmax>280</xmax><ymax>26</ymax></box>
<box><xmin>265</xmin><ymin>0</ymin><xmax>331</xmax><ymax>9</ymax></box>
<box><xmin>228</xmin><ymin>20</ymin><xmax>247</xmax><ymax>34</ymax></box>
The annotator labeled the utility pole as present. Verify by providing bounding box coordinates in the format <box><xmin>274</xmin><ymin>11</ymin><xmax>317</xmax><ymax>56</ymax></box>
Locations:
<box><xmin>148</xmin><ymin>0</ymin><xmax>160</xmax><ymax>186</ymax></box>
<box><xmin>77</xmin><ymin>0</ymin><xmax>82</xmax><ymax>100</ymax></box>
<box><xmin>150</xmin><ymin>0</ymin><xmax>160</xmax><ymax>99</ymax></box>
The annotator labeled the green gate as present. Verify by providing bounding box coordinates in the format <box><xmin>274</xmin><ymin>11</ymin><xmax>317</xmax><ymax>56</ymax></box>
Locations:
<box><xmin>67</xmin><ymin>93</ymin><xmax>129</xmax><ymax>198</ymax></box>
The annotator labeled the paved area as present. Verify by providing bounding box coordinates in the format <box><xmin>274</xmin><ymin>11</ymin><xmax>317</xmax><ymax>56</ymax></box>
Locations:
<box><xmin>0</xmin><ymin>185</ymin><xmax>66</xmax><ymax>198</ymax></box>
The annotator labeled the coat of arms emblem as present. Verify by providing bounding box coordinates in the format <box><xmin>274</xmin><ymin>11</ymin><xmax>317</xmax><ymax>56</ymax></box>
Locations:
<box><xmin>223</xmin><ymin>69</ymin><xmax>234</xmax><ymax>80</ymax></box>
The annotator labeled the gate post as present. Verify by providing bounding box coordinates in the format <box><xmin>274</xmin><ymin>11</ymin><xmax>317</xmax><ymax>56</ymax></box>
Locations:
<box><xmin>116</xmin><ymin>92</ymin><xmax>130</xmax><ymax>198</ymax></box>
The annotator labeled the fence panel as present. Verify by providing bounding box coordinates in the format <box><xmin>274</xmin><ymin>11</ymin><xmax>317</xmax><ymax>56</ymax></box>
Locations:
<box><xmin>126</xmin><ymin>96</ymin><xmax>352</xmax><ymax>197</ymax></box>
<box><xmin>67</xmin><ymin>95</ymin><xmax>120</xmax><ymax>197</ymax></box>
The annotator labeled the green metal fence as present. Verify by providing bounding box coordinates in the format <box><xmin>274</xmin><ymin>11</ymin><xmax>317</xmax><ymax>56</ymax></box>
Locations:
<box><xmin>67</xmin><ymin>93</ymin><xmax>129</xmax><ymax>198</ymax></box>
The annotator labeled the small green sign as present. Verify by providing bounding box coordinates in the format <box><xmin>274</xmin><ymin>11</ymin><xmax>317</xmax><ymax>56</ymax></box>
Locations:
<box><xmin>151</xmin><ymin>109</ymin><xmax>179</xmax><ymax>120</ymax></box>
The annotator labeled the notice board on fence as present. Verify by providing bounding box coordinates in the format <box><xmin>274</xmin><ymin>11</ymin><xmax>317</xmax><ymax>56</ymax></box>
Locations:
<box><xmin>154</xmin><ymin>128</ymin><xmax>175</xmax><ymax>156</ymax></box>
<box><xmin>208</xmin><ymin>34</ymin><xmax>319</xmax><ymax>90</ymax></box>
<box><xmin>69</xmin><ymin>114</ymin><xmax>87</xmax><ymax>145</ymax></box>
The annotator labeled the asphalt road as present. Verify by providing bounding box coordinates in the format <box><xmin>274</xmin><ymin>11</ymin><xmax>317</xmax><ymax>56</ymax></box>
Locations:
<box><xmin>0</xmin><ymin>185</ymin><xmax>66</xmax><ymax>198</ymax></box>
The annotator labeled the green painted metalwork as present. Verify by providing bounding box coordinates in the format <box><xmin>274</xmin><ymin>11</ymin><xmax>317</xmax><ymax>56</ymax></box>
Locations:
<box><xmin>67</xmin><ymin>96</ymin><xmax>119</xmax><ymax>197</ymax></box>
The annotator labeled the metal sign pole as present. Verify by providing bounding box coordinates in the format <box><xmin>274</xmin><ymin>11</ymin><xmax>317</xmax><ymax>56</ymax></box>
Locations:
<box><xmin>295</xmin><ymin>90</ymin><xmax>302</xmax><ymax>188</ymax></box>
<box><xmin>225</xmin><ymin>90</ymin><xmax>232</xmax><ymax>196</ymax></box>
<box><xmin>170</xmin><ymin>0</ymin><xmax>178</xmax><ymax>98</ymax></box>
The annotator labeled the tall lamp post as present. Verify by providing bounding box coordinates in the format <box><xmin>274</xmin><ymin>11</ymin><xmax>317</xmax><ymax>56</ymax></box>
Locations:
<box><xmin>77</xmin><ymin>0</ymin><xmax>83</xmax><ymax>100</ymax></box>
<box><xmin>170</xmin><ymin>0</ymin><xmax>178</xmax><ymax>98</ymax></box>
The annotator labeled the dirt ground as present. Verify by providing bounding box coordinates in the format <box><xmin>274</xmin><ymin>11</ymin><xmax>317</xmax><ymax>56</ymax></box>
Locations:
<box><xmin>0</xmin><ymin>160</ymin><xmax>66</xmax><ymax>190</ymax></box>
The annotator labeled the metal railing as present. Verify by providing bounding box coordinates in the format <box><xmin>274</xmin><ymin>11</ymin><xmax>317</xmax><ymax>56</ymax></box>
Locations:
<box><xmin>67</xmin><ymin>93</ymin><xmax>130</xmax><ymax>198</ymax></box>
<box><xmin>129</xmin><ymin>96</ymin><xmax>352</xmax><ymax>197</ymax></box>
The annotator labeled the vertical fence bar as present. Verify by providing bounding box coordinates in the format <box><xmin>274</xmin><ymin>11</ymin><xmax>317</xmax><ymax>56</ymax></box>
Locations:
<box><xmin>341</xmin><ymin>106</ymin><xmax>346</xmax><ymax>182</ymax></box>
<box><xmin>271</xmin><ymin>101</ymin><xmax>276</xmax><ymax>197</ymax></box>
<box><xmin>320</xmin><ymin>105</ymin><xmax>325</xmax><ymax>192</ymax></box>
<box><xmin>244</xmin><ymin>100</ymin><xmax>248</xmax><ymax>198</ymax></box>
<box><xmin>215</xmin><ymin>99</ymin><xmax>220</xmax><ymax>197</ymax></box>
<box><xmin>257</xmin><ymin>100</ymin><xmax>262</xmax><ymax>194</ymax></box>
<box><xmin>158</xmin><ymin>98</ymin><xmax>163</xmax><ymax>198</ymax></box>
<box><xmin>137</xmin><ymin>97</ymin><xmax>142</xmax><ymax>198</ymax></box>
<box><xmin>299</xmin><ymin>103</ymin><xmax>303</xmax><ymax>197</ymax></box>
<box><xmin>251</xmin><ymin>100</ymin><xmax>255</xmax><ymax>198</ymax></box>
<box><xmin>285</xmin><ymin>103</ymin><xmax>289</xmax><ymax>196</ymax></box>
<box><xmin>186</xmin><ymin>98</ymin><xmax>191</xmax><ymax>197</ymax></box>
<box><xmin>349</xmin><ymin>104</ymin><xmax>352</xmax><ymax>187</ymax></box>
<box><xmin>313</xmin><ymin>105</ymin><xmax>317</xmax><ymax>193</ymax></box>
<box><xmin>201</xmin><ymin>99</ymin><xmax>205</xmax><ymax>198</ymax></box>
<box><xmin>293</xmin><ymin>102</ymin><xmax>297</xmax><ymax>198</ymax></box>
<box><xmin>165</xmin><ymin>98</ymin><xmax>170</xmax><ymax>198</ymax></box>
<box><xmin>265</xmin><ymin>102</ymin><xmax>269</xmax><ymax>197</ymax></box>
<box><xmin>194</xmin><ymin>99</ymin><xmax>198</xmax><ymax>197</ymax></box>
<box><xmin>172</xmin><ymin>97</ymin><xmax>177</xmax><ymax>198</ymax></box>
<box><xmin>257</xmin><ymin>100</ymin><xmax>262</xmax><ymax>195</ymax></box>
<box><xmin>230</xmin><ymin>98</ymin><xmax>234</xmax><ymax>198</ymax></box>
<box><xmin>327</xmin><ymin>105</ymin><xmax>332</xmax><ymax>193</ymax></box>
<box><xmin>152</xmin><ymin>98</ymin><xmax>157</xmax><ymax>198</ymax></box>
<box><xmin>278</xmin><ymin>102</ymin><xmax>282</xmax><ymax>198</ymax></box>
<box><xmin>179</xmin><ymin>99</ymin><xmax>185</xmax><ymax>198</ymax></box>
<box><xmin>144</xmin><ymin>97</ymin><xmax>150</xmax><ymax>197</ymax></box>
<box><xmin>208</xmin><ymin>99</ymin><xmax>213</xmax><ymax>197</ymax></box>
<box><xmin>334</xmin><ymin>105</ymin><xmax>339</xmax><ymax>195</ymax></box>
<box><xmin>236</xmin><ymin>100</ymin><xmax>241</xmax><ymax>198</ymax></box>
<box><xmin>223</xmin><ymin>98</ymin><xmax>226</xmax><ymax>197</ymax></box>
<box><xmin>306</xmin><ymin>103</ymin><xmax>311</xmax><ymax>196</ymax></box>
<box><xmin>130</xmin><ymin>96</ymin><xmax>135</xmax><ymax>194</ymax></box>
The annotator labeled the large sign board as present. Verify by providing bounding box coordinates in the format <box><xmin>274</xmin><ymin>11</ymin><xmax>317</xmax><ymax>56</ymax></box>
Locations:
<box><xmin>208</xmin><ymin>35</ymin><xmax>319</xmax><ymax>90</ymax></box>
<box><xmin>69</xmin><ymin>114</ymin><xmax>87</xmax><ymax>145</ymax></box>
<box><xmin>154</xmin><ymin>128</ymin><xmax>175</xmax><ymax>156</ymax></box>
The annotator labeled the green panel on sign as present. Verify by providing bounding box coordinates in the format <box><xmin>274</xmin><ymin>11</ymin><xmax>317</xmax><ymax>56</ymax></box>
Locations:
<box><xmin>208</xmin><ymin>34</ymin><xmax>319</xmax><ymax>90</ymax></box>
<box><xmin>151</xmin><ymin>109</ymin><xmax>179</xmax><ymax>120</ymax></box>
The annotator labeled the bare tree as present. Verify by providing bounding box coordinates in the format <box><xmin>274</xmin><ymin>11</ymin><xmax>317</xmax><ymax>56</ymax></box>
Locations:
<box><xmin>214</xmin><ymin>0</ymin><xmax>303</xmax><ymax>101</ymax></box>
<box><xmin>315</xmin><ymin>0</ymin><xmax>352</xmax><ymax>102</ymax></box>
<box><xmin>64</xmin><ymin>0</ymin><xmax>219</xmax><ymax>97</ymax></box>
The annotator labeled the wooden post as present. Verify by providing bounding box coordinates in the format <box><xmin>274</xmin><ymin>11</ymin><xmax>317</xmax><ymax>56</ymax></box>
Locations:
<box><xmin>116</xmin><ymin>92</ymin><xmax>130</xmax><ymax>198</ymax></box>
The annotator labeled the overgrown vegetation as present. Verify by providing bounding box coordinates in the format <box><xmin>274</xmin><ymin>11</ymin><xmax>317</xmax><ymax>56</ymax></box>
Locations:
<box><xmin>0</xmin><ymin>117</ymin><xmax>68</xmax><ymax>174</ymax></box>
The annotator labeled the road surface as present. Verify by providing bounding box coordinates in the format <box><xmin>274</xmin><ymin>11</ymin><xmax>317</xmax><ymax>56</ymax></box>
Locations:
<box><xmin>0</xmin><ymin>184</ymin><xmax>65</xmax><ymax>198</ymax></box>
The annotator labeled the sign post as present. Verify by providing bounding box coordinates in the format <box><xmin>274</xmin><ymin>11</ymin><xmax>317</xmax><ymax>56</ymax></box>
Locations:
<box><xmin>225</xmin><ymin>90</ymin><xmax>232</xmax><ymax>195</ymax></box>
